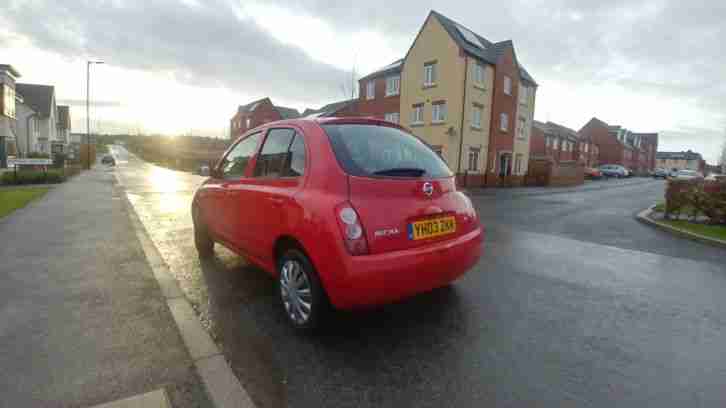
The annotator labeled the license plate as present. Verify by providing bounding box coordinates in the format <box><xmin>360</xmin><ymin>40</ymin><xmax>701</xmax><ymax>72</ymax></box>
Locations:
<box><xmin>408</xmin><ymin>216</ymin><xmax>457</xmax><ymax>240</ymax></box>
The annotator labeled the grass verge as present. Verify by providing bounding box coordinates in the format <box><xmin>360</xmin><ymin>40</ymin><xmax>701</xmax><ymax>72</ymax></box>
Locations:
<box><xmin>0</xmin><ymin>188</ymin><xmax>50</xmax><ymax>218</ymax></box>
<box><xmin>661</xmin><ymin>219</ymin><xmax>726</xmax><ymax>241</ymax></box>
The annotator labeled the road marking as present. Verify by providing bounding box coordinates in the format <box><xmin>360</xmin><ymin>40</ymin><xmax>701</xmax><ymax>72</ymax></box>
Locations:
<box><xmin>121</xmin><ymin>190</ymin><xmax>257</xmax><ymax>408</ymax></box>
<box><xmin>89</xmin><ymin>389</ymin><xmax>170</xmax><ymax>408</ymax></box>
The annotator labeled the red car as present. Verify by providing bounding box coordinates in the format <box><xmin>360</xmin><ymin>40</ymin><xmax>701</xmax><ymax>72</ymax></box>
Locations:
<box><xmin>192</xmin><ymin>117</ymin><xmax>483</xmax><ymax>329</ymax></box>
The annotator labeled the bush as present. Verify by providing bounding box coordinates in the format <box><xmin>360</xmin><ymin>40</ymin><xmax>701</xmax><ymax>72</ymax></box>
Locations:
<box><xmin>27</xmin><ymin>152</ymin><xmax>50</xmax><ymax>159</ymax></box>
<box><xmin>666</xmin><ymin>179</ymin><xmax>726</xmax><ymax>224</ymax></box>
<box><xmin>1</xmin><ymin>169</ymin><xmax>65</xmax><ymax>185</ymax></box>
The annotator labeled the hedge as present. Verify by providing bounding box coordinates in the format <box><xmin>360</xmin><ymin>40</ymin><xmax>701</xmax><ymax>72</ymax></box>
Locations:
<box><xmin>666</xmin><ymin>179</ymin><xmax>726</xmax><ymax>224</ymax></box>
<box><xmin>0</xmin><ymin>166</ymin><xmax>82</xmax><ymax>185</ymax></box>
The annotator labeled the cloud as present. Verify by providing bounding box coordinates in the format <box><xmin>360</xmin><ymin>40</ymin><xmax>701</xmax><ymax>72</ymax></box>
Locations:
<box><xmin>0</xmin><ymin>0</ymin><xmax>348</xmax><ymax>105</ymax></box>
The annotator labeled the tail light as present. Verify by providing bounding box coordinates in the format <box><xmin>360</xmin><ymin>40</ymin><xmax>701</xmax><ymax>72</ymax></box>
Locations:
<box><xmin>335</xmin><ymin>203</ymin><xmax>369</xmax><ymax>256</ymax></box>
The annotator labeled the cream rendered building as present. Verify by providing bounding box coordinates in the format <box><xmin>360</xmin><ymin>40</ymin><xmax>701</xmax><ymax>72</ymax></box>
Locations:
<box><xmin>400</xmin><ymin>11</ymin><xmax>537</xmax><ymax>186</ymax></box>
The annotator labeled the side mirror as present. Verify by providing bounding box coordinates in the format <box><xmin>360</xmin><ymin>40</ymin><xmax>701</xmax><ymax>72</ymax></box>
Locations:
<box><xmin>209</xmin><ymin>167</ymin><xmax>222</xmax><ymax>179</ymax></box>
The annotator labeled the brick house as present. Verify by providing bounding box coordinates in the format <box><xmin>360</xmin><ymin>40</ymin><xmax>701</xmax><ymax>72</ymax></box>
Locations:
<box><xmin>578</xmin><ymin>117</ymin><xmax>658</xmax><ymax>174</ymax></box>
<box><xmin>531</xmin><ymin>120</ymin><xmax>579</xmax><ymax>163</ymax></box>
<box><xmin>576</xmin><ymin>132</ymin><xmax>600</xmax><ymax>168</ymax></box>
<box><xmin>399</xmin><ymin>11</ymin><xmax>537</xmax><ymax>187</ymax></box>
<box><xmin>356</xmin><ymin>59</ymin><xmax>403</xmax><ymax>123</ymax></box>
<box><xmin>230</xmin><ymin>97</ymin><xmax>300</xmax><ymax>139</ymax></box>
<box><xmin>302</xmin><ymin>98</ymin><xmax>358</xmax><ymax>118</ymax></box>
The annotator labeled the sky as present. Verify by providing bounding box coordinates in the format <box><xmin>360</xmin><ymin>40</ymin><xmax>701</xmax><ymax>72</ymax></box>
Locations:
<box><xmin>1</xmin><ymin>0</ymin><xmax>725</xmax><ymax>163</ymax></box>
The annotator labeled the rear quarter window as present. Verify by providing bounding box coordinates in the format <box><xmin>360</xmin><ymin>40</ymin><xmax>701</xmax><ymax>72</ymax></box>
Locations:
<box><xmin>321</xmin><ymin>124</ymin><xmax>453</xmax><ymax>178</ymax></box>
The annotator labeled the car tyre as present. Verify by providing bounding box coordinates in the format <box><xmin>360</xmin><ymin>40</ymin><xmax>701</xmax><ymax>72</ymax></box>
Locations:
<box><xmin>193</xmin><ymin>207</ymin><xmax>214</xmax><ymax>258</ymax></box>
<box><xmin>278</xmin><ymin>248</ymin><xmax>330</xmax><ymax>330</ymax></box>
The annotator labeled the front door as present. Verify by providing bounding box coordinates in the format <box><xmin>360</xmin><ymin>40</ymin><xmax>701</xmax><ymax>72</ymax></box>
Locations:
<box><xmin>499</xmin><ymin>153</ymin><xmax>511</xmax><ymax>177</ymax></box>
<box><xmin>215</xmin><ymin>132</ymin><xmax>263</xmax><ymax>247</ymax></box>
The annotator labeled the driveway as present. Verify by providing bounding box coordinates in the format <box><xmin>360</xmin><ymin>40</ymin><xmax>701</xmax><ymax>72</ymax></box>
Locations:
<box><xmin>111</xmin><ymin>145</ymin><xmax>726</xmax><ymax>408</ymax></box>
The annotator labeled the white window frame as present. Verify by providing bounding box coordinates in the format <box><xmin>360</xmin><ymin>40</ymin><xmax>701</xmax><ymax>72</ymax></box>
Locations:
<box><xmin>499</xmin><ymin>112</ymin><xmax>509</xmax><ymax>132</ymax></box>
<box><xmin>504</xmin><ymin>75</ymin><xmax>512</xmax><ymax>96</ymax></box>
<box><xmin>517</xmin><ymin>117</ymin><xmax>527</xmax><ymax>140</ymax></box>
<box><xmin>366</xmin><ymin>80</ymin><xmax>375</xmax><ymax>100</ymax></box>
<box><xmin>411</xmin><ymin>104</ymin><xmax>424</xmax><ymax>125</ymax></box>
<box><xmin>384</xmin><ymin>112</ymin><xmax>399</xmax><ymax>124</ymax></box>
<box><xmin>514</xmin><ymin>154</ymin><xmax>523</xmax><ymax>175</ymax></box>
<box><xmin>424</xmin><ymin>62</ymin><xmax>437</xmax><ymax>86</ymax></box>
<box><xmin>519</xmin><ymin>84</ymin><xmax>528</xmax><ymax>104</ymax></box>
<box><xmin>385</xmin><ymin>75</ymin><xmax>400</xmax><ymax>96</ymax></box>
<box><xmin>471</xmin><ymin>105</ymin><xmax>482</xmax><ymax>129</ymax></box>
<box><xmin>474</xmin><ymin>63</ymin><xmax>485</xmax><ymax>85</ymax></box>
<box><xmin>432</xmin><ymin>102</ymin><xmax>447</xmax><ymax>123</ymax></box>
<box><xmin>468</xmin><ymin>148</ymin><xmax>479</xmax><ymax>171</ymax></box>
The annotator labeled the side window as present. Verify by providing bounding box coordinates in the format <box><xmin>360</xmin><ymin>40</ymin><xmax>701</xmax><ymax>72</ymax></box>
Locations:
<box><xmin>220</xmin><ymin>132</ymin><xmax>262</xmax><ymax>179</ymax></box>
<box><xmin>253</xmin><ymin>128</ymin><xmax>307</xmax><ymax>178</ymax></box>
<box><xmin>287</xmin><ymin>134</ymin><xmax>306</xmax><ymax>177</ymax></box>
<box><xmin>254</xmin><ymin>128</ymin><xmax>295</xmax><ymax>178</ymax></box>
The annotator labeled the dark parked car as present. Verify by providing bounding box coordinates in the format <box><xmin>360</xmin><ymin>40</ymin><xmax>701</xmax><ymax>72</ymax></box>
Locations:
<box><xmin>101</xmin><ymin>155</ymin><xmax>115</xmax><ymax>166</ymax></box>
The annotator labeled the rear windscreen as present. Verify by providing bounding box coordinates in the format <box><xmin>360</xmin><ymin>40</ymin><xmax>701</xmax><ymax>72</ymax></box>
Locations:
<box><xmin>321</xmin><ymin>124</ymin><xmax>453</xmax><ymax>178</ymax></box>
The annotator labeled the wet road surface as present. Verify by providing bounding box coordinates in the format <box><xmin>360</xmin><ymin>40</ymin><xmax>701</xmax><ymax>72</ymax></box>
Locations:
<box><xmin>110</xmin><ymin>145</ymin><xmax>726</xmax><ymax>408</ymax></box>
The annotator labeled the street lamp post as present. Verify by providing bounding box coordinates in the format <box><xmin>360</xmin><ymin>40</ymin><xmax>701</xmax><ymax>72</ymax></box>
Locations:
<box><xmin>86</xmin><ymin>60</ymin><xmax>103</xmax><ymax>169</ymax></box>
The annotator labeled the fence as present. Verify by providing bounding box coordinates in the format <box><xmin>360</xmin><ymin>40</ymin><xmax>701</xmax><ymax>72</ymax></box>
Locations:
<box><xmin>525</xmin><ymin>157</ymin><xmax>584</xmax><ymax>187</ymax></box>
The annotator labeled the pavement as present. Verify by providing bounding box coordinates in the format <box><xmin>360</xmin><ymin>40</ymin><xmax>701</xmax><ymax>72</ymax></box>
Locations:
<box><xmin>0</xmin><ymin>166</ymin><xmax>212</xmax><ymax>407</ymax></box>
<box><xmin>106</xmin><ymin>144</ymin><xmax>726</xmax><ymax>408</ymax></box>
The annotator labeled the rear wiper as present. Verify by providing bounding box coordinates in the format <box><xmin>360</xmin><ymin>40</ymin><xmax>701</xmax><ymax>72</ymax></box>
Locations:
<box><xmin>372</xmin><ymin>167</ymin><xmax>426</xmax><ymax>177</ymax></box>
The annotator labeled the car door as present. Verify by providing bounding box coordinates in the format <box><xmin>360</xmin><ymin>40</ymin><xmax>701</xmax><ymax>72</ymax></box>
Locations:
<box><xmin>215</xmin><ymin>132</ymin><xmax>263</xmax><ymax>247</ymax></box>
<box><xmin>241</xmin><ymin>128</ymin><xmax>307</xmax><ymax>266</ymax></box>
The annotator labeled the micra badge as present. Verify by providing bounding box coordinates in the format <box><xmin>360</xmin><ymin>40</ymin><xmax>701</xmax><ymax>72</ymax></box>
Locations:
<box><xmin>374</xmin><ymin>228</ymin><xmax>401</xmax><ymax>237</ymax></box>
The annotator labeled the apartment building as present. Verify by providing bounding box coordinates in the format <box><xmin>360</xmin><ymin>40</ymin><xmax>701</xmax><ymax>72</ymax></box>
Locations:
<box><xmin>399</xmin><ymin>11</ymin><xmax>537</xmax><ymax>186</ymax></box>
<box><xmin>656</xmin><ymin>150</ymin><xmax>706</xmax><ymax>173</ymax></box>
<box><xmin>576</xmin><ymin>132</ymin><xmax>600</xmax><ymax>168</ymax></box>
<box><xmin>230</xmin><ymin>97</ymin><xmax>300</xmax><ymax>139</ymax></box>
<box><xmin>579</xmin><ymin>118</ymin><xmax>658</xmax><ymax>174</ymax></box>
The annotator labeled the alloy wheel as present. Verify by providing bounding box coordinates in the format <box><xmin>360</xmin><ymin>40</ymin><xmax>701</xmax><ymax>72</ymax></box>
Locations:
<box><xmin>279</xmin><ymin>260</ymin><xmax>313</xmax><ymax>325</ymax></box>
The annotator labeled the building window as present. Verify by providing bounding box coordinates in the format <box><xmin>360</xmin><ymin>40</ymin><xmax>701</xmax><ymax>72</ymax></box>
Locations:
<box><xmin>471</xmin><ymin>104</ymin><xmax>482</xmax><ymax>129</ymax></box>
<box><xmin>385</xmin><ymin>75</ymin><xmax>400</xmax><ymax>96</ymax></box>
<box><xmin>474</xmin><ymin>63</ymin><xmax>485</xmax><ymax>84</ymax></box>
<box><xmin>504</xmin><ymin>76</ymin><xmax>512</xmax><ymax>96</ymax></box>
<box><xmin>424</xmin><ymin>62</ymin><xmax>437</xmax><ymax>86</ymax></box>
<box><xmin>519</xmin><ymin>84</ymin><xmax>527</xmax><ymax>104</ymax></box>
<box><xmin>1</xmin><ymin>84</ymin><xmax>16</xmax><ymax>119</ymax></box>
<box><xmin>468</xmin><ymin>148</ymin><xmax>480</xmax><ymax>171</ymax></box>
<box><xmin>366</xmin><ymin>81</ymin><xmax>375</xmax><ymax>100</ymax></box>
<box><xmin>411</xmin><ymin>104</ymin><xmax>424</xmax><ymax>125</ymax></box>
<box><xmin>554</xmin><ymin>138</ymin><xmax>560</xmax><ymax>150</ymax></box>
<box><xmin>384</xmin><ymin>112</ymin><xmax>399</xmax><ymax>124</ymax></box>
<box><xmin>499</xmin><ymin>112</ymin><xmax>509</xmax><ymax>132</ymax></box>
<box><xmin>584</xmin><ymin>143</ymin><xmax>589</xmax><ymax>153</ymax></box>
<box><xmin>432</xmin><ymin>101</ymin><xmax>447</xmax><ymax>123</ymax></box>
<box><xmin>517</xmin><ymin>118</ymin><xmax>527</xmax><ymax>140</ymax></box>
<box><xmin>246</xmin><ymin>118</ymin><xmax>251</xmax><ymax>129</ymax></box>
<box><xmin>514</xmin><ymin>154</ymin><xmax>523</xmax><ymax>175</ymax></box>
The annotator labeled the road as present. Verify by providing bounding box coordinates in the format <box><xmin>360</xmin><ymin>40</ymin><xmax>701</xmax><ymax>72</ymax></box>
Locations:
<box><xmin>110</xmin><ymin>145</ymin><xmax>726</xmax><ymax>408</ymax></box>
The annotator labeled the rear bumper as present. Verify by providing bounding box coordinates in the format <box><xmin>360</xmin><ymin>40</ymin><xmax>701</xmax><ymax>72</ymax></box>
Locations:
<box><xmin>325</xmin><ymin>227</ymin><xmax>484</xmax><ymax>309</ymax></box>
